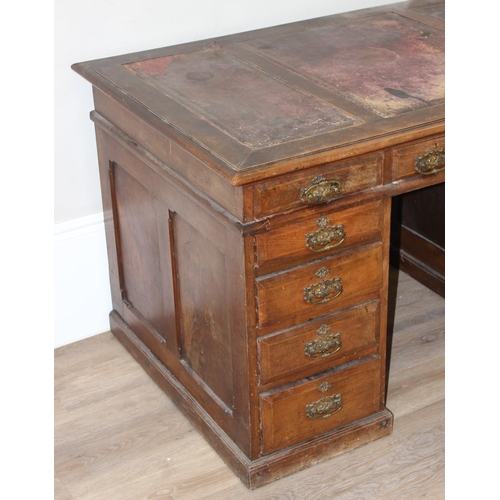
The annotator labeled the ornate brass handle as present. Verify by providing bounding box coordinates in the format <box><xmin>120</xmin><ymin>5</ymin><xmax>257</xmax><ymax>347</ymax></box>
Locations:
<box><xmin>304</xmin><ymin>324</ymin><xmax>342</xmax><ymax>359</ymax></box>
<box><xmin>306</xmin><ymin>216</ymin><xmax>345</xmax><ymax>252</ymax></box>
<box><xmin>415</xmin><ymin>149</ymin><xmax>445</xmax><ymax>175</ymax></box>
<box><xmin>303</xmin><ymin>267</ymin><xmax>343</xmax><ymax>305</ymax></box>
<box><xmin>300</xmin><ymin>175</ymin><xmax>342</xmax><ymax>204</ymax></box>
<box><xmin>306</xmin><ymin>393</ymin><xmax>343</xmax><ymax>419</ymax></box>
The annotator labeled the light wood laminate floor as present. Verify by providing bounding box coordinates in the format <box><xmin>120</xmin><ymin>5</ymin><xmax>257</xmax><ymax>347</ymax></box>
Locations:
<box><xmin>54</xmin><ymin>269</ymin><xmax>445</xmax><ymax>499</ymax></box>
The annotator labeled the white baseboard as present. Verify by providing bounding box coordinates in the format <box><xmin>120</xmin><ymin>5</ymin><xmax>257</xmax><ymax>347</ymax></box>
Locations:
<box><xmin>54</xmin><ymin>212</ymin><xmax>112</xmax><ymax>348</ymax></box>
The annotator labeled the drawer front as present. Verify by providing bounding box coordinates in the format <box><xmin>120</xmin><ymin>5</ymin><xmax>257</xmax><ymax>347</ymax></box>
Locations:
<box><xmin>255</xmin><ymin>199</ymin><xmax>384</xmax><ymax>276</ymax></box>
<box><xmin>258</xmin><ymin>301</ymin><xmax>380</xmax><ymax>390</ymax></box>
<box><xmin>261</xmin><ymin>356</ymin><xmax>381</xmax><ymax>454</ymax></box>
<box><xmin>392</xmin><ymin>135</ymin><xmax>445</xmax><ymax>181</ymax></box>
<box><xmin>256</xmin><ymin>243</ymin><xmax>383</xmax><ymax>331</ymax></box>
<box><xmin>253</xmin><ymin>153</ymin><xmax>383</xmax><ymax>218</ymax></box>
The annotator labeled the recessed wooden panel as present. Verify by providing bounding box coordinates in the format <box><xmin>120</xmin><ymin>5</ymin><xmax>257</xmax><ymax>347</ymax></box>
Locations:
<box><xmin>255</xmin><ymin>199</ymin><xmax>384</xmax><ymax>275</ymax></box>
<box><xmin>254</xmin><ymin>153</ymin><xmax>383</xmax><ymax>218</ymax></box>
<box><xmin>261</xmin><ymin>356</ymin><xmax>381</xmax><ymax>454</ymax></box>
<box><xmin>173</xmin><ymin>213</ymin><xmax>234</xmax><ymax>410</ymax></box>
<box><xmin>113</xmin><ymin>163</ymin><xmax>173</xmax><ymax>341</ymax></box>
<box><xmin>258</xmin><ymin>301</ymin><xmax>380</xmax><ymax>390</ymax></box>
<box><xmin>256</xmin><ymin>243</ymin><xmax>383</xmax><ymax>331</ymax></box>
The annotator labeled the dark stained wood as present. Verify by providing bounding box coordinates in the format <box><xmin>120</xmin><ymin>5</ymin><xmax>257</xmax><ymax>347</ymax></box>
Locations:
<box><xmin>112</xmin><ymin>163</ymin><xmax>172</xmax><ymax>341</ymax></box>
<box><xmin>260</xmin><ymin>356</ymin><xmax>382</xmax><ymax>454</ymax></box>
<box><xmin>242</xmin><ymin>233</ymin><xmax>261</xmax><ymax>460</ymax></box>
<box><xmin>173</xmin><ymin>212</ymin><xmax>234</xmax><ymax>409</ymax></box>
<box><xmin>258</xmin><ymin>301</ymin><xmax>380</xmax><ymax>391</ymax></box>
<box><xmin>256</xmin><ymin>243</ymin><xmax>383</xmax><ymax>332</ymax></box>
<box><xmin>255</xmin><ymin>199</ymin><xmax>385</xmax><ymax>275</ymax></box>
<box><xmin>391</xmin><ymin>134</ymin><xmax>445</xmax><ymax>181</ymax></box>
<box><xmin>378</xmin><ymin>197</ymin><xmax>394</xmax><ymax>409</ymax></box>
<box><xmin>93</xmin><ymin>129</ymin><xmax>125</xmax><ymax>318</ymax></box>
<box><xmin>391</xmin><ymin>183</ymin><xmax>445</xmax><ymax>296</ymax></box>
<box><xmin>400</xmin><ymin>183</ymin><xmax>445</xmax><ymax>249</ymax></box>
<box><xmin>108</xmin><ymin>311</ymin><xmax>254</xmax><ymax>484</ymax></box>
<box><xmin>109</xmin><ymin>311</ymin><xmax>393</xmax><ymax>490</ymax></box>
<box><xmin>247</xmin><ymin>409</ymin><xmax>393</xmax><ymax>489</ymax></box>
<box><xmin>253</xmin><ymin>153</ymin><xmax>383</xmax><ymax>219</ymax></box>
<box><xmin>96</xmin><ymin>127</ymin><xmax>253</xmax><ymax>455</ymax></box>
<box><xmin>54</xmin><ymin>266</ymin><xmax>444</xmax><ymax>498</ymax></box>
<box><xmin>92</xmin><ymin>91</ymin><xmax>247</xmax><ymax>221</ymax></box>
<box><xmin>72</xmin><ymin>0</ymin><xmax>444</xmax><ymax>490</ymax></box>
<box><xmin>400</xmin><ymin>226</ymin><xmax>444</xmax><ymax>276</ymax></box>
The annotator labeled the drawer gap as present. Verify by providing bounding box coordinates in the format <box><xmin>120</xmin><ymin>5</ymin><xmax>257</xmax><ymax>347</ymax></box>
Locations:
<box><xmin>255</xmin><ymin>241</ymin><xmax>381</xmax><ymax>282</ymax></box>
<box><xmin>256</xmin><ymin>299</ymin><xmax>379</xmax><ymax>340</ymax></box>
<box><xmin>259</xmin><ymin>354</ymin><xmax>379</xmax><ymax>397</ymax></box>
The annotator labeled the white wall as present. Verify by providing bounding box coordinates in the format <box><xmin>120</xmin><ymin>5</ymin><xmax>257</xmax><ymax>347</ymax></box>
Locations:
<box><xmin>54</xmin><ymin>0</ymin><xmax>395</xmax><ymax>346</ymax></box>
<box><xmin>54</xmin><ymin>213</ymin><xmax>112</xmax><ymax>348</ymax></box>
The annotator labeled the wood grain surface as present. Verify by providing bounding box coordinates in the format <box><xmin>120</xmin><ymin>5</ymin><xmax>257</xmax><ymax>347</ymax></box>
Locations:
<box><xmin>256</xmin><ymin>243</ymin><xmax>383</xmax><ymax>331</ymax></box>
<box><xmin>54</xmin><ymin>268</ymin><xmax>444</xmax><ymax>499</ymax></box>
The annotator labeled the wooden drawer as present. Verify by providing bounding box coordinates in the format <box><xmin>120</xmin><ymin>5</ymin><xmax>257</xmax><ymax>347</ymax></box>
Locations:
<box><xmin>391</xmin><ymin>135</ymin><xmax>445</xmax><ymax>182</ymax></box>
<box><xmin>256</xmin><ymin>243</ymin><xmax>383</xmax><ymax>332</ymax></box>
<box><xmin>253</xmin><ymin>153</ymin><xmax>383</xmax><ymax>218</ymax></box>
<box><xmin>260</xmin><ymin>356</ymin><xmax>382</xmax><ymax>454</ymax></box>
<box><xmin>258</xmin><ymin>301</ymin><xmax>379</xmax><ymax>391</ymax></box>
<box><xmin>255</xmin><ymin>199</ymin><xmax>384</xmax><ymax>276</ymax></box>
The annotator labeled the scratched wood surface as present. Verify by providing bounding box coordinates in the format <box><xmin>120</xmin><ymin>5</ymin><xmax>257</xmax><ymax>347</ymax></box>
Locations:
<box><xmin>54</xmin><ymin>268</ymin><xmax>444</xmax><ymax>499</ymax></box>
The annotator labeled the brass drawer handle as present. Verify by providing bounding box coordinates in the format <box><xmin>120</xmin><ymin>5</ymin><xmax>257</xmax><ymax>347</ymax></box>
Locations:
<box><xmin>414</xmin><ymin>149</ymin><xmax>445</xmax><ymax>175</ymax></box>
<box><xmin>306</xmin><ymin>393</ymin><xmax>343</xmax><ymax>419</ymax></box>
<box><xmin>300</xmin><ymin>175</ymin><xmax>342</xmax><ymax>204</ymax></box>
<box><xmin>304</xmin><ymin>324</ymin><xmax>342</xmax><ymax>359</ymax></box>
<box><xmin>306</xmin><ymin>216</ymin><xmax>345</xmax><ymax>252</ymax></box>
<box><xmin>303</xmin><ymin>267</ymin><xmax>343</xmax><ymax>305</ymax></box>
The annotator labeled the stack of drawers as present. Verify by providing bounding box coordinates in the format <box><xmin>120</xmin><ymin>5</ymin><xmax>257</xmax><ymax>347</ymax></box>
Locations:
<box><xmin>251</xmin><ymin>152</ymin><xmax>389</xmax><ymax>456</ymax></box>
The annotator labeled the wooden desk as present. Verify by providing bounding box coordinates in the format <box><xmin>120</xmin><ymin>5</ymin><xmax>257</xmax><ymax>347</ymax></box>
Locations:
<box><xmin>72</xmin><ymin>0</ymin><xmax>444</xmax><ymax>489</ymax></box>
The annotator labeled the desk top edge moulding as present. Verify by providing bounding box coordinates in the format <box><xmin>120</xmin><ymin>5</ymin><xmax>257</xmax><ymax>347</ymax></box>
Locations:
<box><xmin>72</xmin><ymin>0</ymin><xmax>444</xmax><ymax>186</ymax></box>
<box><xmin>72</xmin><ymin>0</ymin><xmax>444</xmax><ymax>489</ymax></box>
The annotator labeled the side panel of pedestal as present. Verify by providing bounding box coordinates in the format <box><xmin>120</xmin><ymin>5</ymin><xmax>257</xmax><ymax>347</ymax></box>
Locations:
<box><xmin>93</xmin><ymin>118</ymin><xmax>253</xmax><ymax>457</ymax></box>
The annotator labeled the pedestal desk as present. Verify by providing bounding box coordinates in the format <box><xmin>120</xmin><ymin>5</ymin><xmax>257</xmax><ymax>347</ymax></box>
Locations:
<box><xmin>73</xmin><ymin>0</ymin><xmax>444</xmax><ymax>488</ymax></box>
